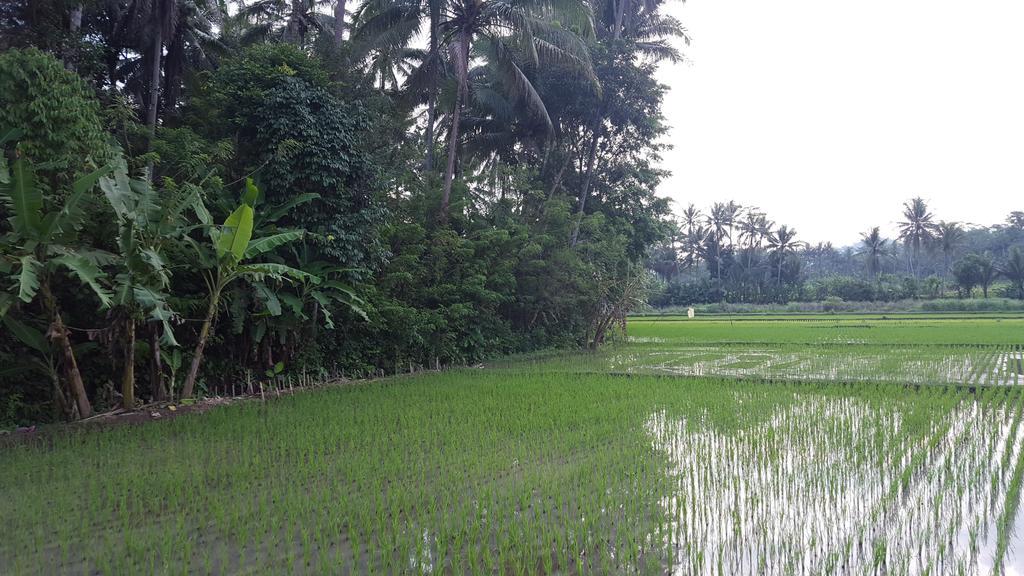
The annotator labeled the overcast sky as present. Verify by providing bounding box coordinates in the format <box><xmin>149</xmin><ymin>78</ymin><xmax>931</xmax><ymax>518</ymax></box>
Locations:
<box><xmin>654</xmin><ymin>0</ymin><xmax>1024</xmax><ymax>246</ymax></box>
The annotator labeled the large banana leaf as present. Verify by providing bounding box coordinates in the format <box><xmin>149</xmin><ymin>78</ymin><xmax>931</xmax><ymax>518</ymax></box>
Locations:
<box><xmin>243</xmin><ymin>230</ymin><xmax>304</xmax><ymax>260</ymax></box>
<box><xmin>262</xmin><ymin>193</ymin><xmax>320</xmax><ymax>224</ymax></box>
<box><xmin>42</xmin><ymin>163</ymin><xmax>113</xmax><ymax>241</ymax></box>
<box><xmin>236</xmin><ymin>263</ymin><xmax>319</xmax><ymax>284</ymax></box>
<box><xmin>2</xmin><ymin>314</ymin><xmax>48</xmax><ymax>354</ymax></box>
<box><xmin>4</xmin><ymin>158</ymin><xmax>42</xmax><ymax>237</ymax></box>
<box><xmin>52</xmin><ymin>253</ymin><xmax>113</xmax><ymax>308</ymax></box>
<box><xmin>216</xmin><ymin>204</ymin><xmax>255</xmax><ymax>263</ymax></box>
<box><xmin>16</xmin><ymin>255</ymin><xmax>42</xmax><ymax>303</ymax></box>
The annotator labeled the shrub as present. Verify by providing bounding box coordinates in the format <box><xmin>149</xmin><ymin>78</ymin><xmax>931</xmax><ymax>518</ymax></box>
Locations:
<box><xmin>0</xmin><ymin>47</ymin><xmax>110</xmax><ymax>172</ymax></box>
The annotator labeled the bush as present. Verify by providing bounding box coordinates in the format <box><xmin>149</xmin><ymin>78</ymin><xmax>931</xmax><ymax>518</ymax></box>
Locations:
<box><xmin>0</xmin><ymin>47</ymin><xmax>110</xmax><ymax>172</ymax></box>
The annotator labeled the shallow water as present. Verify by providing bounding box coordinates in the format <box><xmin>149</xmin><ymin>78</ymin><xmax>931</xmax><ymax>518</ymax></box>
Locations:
<box><xmin>647</xmin><ymin>395</ymin><xmax>1024</xmax><ymax>575</ymax></box>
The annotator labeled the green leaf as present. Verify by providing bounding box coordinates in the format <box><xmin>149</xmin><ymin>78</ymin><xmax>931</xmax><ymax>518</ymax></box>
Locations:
<box><xmin>251</xmin><ymin>281</ymin><xmax>282</xmax><ymax>316</ymax></box>
<box><xmin>43</xmin><ymin>163</ymin><xmax>113</xmax><ymax>240</ymax></box>
<box><xmin>237</xmin><ymin>263</ymin><xmax>319</xmax><ymax>284</ymax></box>
<box><xmin>216</xmin><ymin>204</ymin><xmax>255</xmax><ymax>263</ymax></box>
<box><xmin>5</xmin><ymin>158</ymin><xmax>42</xmax><ymax>237</ymax></box>
<box><xmin>279</xmin><ymin>293</ymin><xmax>307</xmax><ymax>318</ymax></box>
<box><xmin>16</xmin><ymin>255</ymin><xmax>41</xmax><ymax>303</ymax></box>
<box><xmin>0</xmin><ymin>126</ymin><xmax>22</xmax><ymax>147</ymax></box>
<box><xmin>263</xmin><ymin>193</ymin><xmax>320</xmax><ymax>223</ymax></box>
<box><xmin>242</xmin><ymin>177</ymin><xmax>260</xmax><ymax>207</ymax></box>
<box><xmin>191</xmin><ymin>188</ymin><xmax>212</xmax><ymax>227</ymax></box>
<box><xmin>52</xmin><ymin>253</ymin><xmax>113</xmax><ymax>308</ymax></box>
<box><xmin>2</xmin><ymin>314</ymin><xmax>48</xmax><ymax>354</ymax></box>
<box><xmin>243</xmin><ymin>230</ymin><xmax>304</xmax><ymax>260</ymax></box>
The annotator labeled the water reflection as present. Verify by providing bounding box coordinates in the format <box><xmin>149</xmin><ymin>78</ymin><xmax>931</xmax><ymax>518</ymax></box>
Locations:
<box><xmin>647</xmin><ymin>396</ymin><xmax>1024</xmax><ymax>575</ymax></box>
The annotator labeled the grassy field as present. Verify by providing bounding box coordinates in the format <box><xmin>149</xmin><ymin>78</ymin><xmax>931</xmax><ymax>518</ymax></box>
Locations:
<box><xmin>3</xmin><ymin>314</ymin><xmax>1024</xmax><ymax>574</ymax></box>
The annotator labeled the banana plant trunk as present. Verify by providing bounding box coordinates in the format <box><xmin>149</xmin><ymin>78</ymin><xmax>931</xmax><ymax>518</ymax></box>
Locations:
<box><xmin>42</xmin><ymin>281</ymin><xmax>91</xmax><ymax>419</ymax></box>
<box><xmin>150</xmin><ymin>323</ymin><xmax>166</xmax><ymax>401</ymax></box>
<box><xmin>122</xmin><ymin>320</ymin><xmax>135</xmax><ymax>409</ymax></box>
<box><xmin>182</xmin><ymin>288</ymin><xmax>221</xmax><ymax>398</ymax></box>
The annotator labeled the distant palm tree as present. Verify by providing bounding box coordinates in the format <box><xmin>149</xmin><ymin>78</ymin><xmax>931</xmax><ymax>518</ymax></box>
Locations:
<box><xmin>934</xmin><ymin>220</ymin><xmax>965</xmax><ymax>277</ymax></box>
<box><xmin>858</xmin><ymin>226</ymin><xmax>889</xmax><ymax>278</ymax></box>
<box><xmin>738</xmin><ymin>210</ymin><xmax>771</xmax><ymax>250</ymax></box>
<box><xmin>1001</xmin><ymin>247</ymin><xmax>1024</xmax><ymax>300</ymax></box>
<box><xmin>681</xmin><ymin>204</ymin><xmax>701</xmax><ymax>236</ymax></box>
<box><xmin>897</xmin><ymin>197</ymin><xmax>937</xmax><ymax>277</ymax></box>
<box><xmin>767</xmin><ymin>225</ymin><xmax>803</xmax><ymax>284</ymax></box>
<box><xmin>707</xmin><ymin>201</ymin><xmax>740</xmax><ymax>279</ymax></box>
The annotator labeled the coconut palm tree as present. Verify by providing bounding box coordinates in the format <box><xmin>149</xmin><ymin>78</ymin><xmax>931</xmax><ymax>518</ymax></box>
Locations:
<box><xmin>767</xmin><ymin>225</ymin><xmax>803</xmax><ymax>284</ymax></box>
<box><xmin>858</xmin><ymin>226</ymin><xmax>889</xmax><ymax>279</ymax></box>
<box><xmin>706</xmin><ymin>201</ymin><xmax>740</xmax><ymax>279</ymax></box>
<box><xmin>934</xmin><ymin>220</ymin><xmax>965</xmax><ymax>277</ymax></box>
<box><xmin>237</xmin><ymin>0</ymin><xmax>334</xmax><ymax>45</ymax></box>
<box><xmin>897</xmin><ymin>197</ymin><xmax>937</xmax><ymax>277</ymax></box>
<box><xmin>435</xmin><ymin>0</ymin><xmax>598</xmax><ymax>223</ymax></box>
<box><xmin>1001</xmin><ymin>247</ymin><xmax>1024</xmax><ymax>300</ymax></box>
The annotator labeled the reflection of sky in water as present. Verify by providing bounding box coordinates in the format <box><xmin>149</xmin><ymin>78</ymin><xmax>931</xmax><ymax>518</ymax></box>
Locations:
<box><xmin>647</xmin><ymin>397</ymin><xmax>1024</xmax><ymax>575</ymax></box>
<box><xmin>606</xmin><ymin>345</ymin><xmax>1022</xmax><ymax>386</ymax></box>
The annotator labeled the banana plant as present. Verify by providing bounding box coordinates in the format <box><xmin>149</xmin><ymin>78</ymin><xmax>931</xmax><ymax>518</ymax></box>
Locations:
<box><xmin>180</xmin><ymin>179</ymin><xmax>312</xmax><ymax>398</ymax></box>
<box><xmin>232</xmin><ymin>240</ymin><xmax>369</xmax><ymax>371</ymax></box>
<box><xmin>0</xmin><ymin>135</ymin><xmax>114</xmax><ymax>420</ymax></box>
<box><xmin>99</xmin><ymin>159</ymin><xmax>192</xmax><ymax>407</ymax></box>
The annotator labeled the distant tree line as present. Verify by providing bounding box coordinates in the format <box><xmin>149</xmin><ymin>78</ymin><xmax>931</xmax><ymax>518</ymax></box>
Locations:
<box><xmin>648</xmin><ymin>200</ymin><xmax>1024</xmax><ymax>305</ymax></box>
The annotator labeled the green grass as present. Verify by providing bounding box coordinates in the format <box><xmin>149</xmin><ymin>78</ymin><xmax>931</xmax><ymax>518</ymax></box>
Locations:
<box><xmin>3</xmin><ymin>314</ymin><xmax>1024</xmax><ymax>574</ymax></box>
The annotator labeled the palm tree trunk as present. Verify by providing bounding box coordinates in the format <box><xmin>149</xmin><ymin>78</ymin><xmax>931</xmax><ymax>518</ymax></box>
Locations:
<box><xmin>182</xmin><ymin>288</ymin><xmax>220</xmax><ymax>398</ymax></box>
<box><xmin>570</xmin><ymin>129</ymin><xmax>601</xmax><ymax>246</ymax></box>
<box><xmin>146</xmin><ymin>29</ymin><xmax>162</xmax><ymax>139</ymax></box>
<box><xmin>146</xmin><ymin>25</ymin><xmax>163</xmax><ymax>181</ymax></box>
<box><xmin>424</xmin><ymin>1</ymin><xmax>440</xmax><ymax>171</ymax></box>
<box><xmin>613</xmin><ymin>0</ymin><xmax>630</xmax><ymax>39</ymax></box>
<box><xmin>440</xmin><ymin>31</ymin><xmax>470</xmax><ymax>224</ymax></box>
<box><xmin>122</xmin><ymin>320</ymin><xmax>135</xmax><ymax>409</ymax></box>
<box><xmin>285</xmin><ymin>0</ymin><xmax>304</xmax><ymax>44</ymax></box>
<box><xmin>334</xmin><ymin>0</ymin><xmax>347</xmax><ymax>44</ymax></box>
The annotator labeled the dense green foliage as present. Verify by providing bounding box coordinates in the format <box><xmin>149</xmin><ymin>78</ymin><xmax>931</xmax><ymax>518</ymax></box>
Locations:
<box><xmin>0</xmin><ymin>0</ymin><xmax>678</xmax><ymax>424</ymax></box>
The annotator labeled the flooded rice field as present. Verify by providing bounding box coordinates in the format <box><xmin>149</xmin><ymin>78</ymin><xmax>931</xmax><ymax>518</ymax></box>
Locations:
<box><xmin>648</xmin><ymin>392</ymin><xmax>1024</xmax><ymax>575</ymax></box>
<box><xmin>3</xmin><ymin>314</ymin><xmax>1024</xmax><ymax>574</ymax></box>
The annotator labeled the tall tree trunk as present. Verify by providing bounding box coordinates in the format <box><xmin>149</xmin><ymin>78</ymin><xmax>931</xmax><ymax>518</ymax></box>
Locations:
<box><xmin>146</xmin><ymin>25</ymin><xmax>163</xmax><ymax>181</ymax></box>
<box><xmin>613</xmin><ymin>0</ymin><xmax>630</xmax><ymax>39</ymax></box>
<box><xmin>423</xmin><ymin>0</ymin><xmax>441</xmax><ymax>171</ymax></box>
<box><xmin>570</xmin><ymin>128</ymin><xmax>601</xmax><ymax>246</ymax></box>
<box><xmin>122</xmin><ymin>320</ymin><xmax>135</xmax><ymax>409</ymax></box>
<box><xmin>285</xmin><ymin>0</ymin><xmax>304</xmax><ymax>44</ymax></box>
<box><xmin>64</xmin><ymin>4</ymin><xmax>83</xmax><ymax>71</ymax></box>
<box><xmin>182</xmin><ymin>289</ymin><xmax>220</xmax><ymax>398</ymax></box>
<box><xmin>149</xmin><ymin>322</ymin><xmax>166</xmax><ymax>401</ymax></box>
<box><xmin>41</xmin><ymin>281</ymin><xmax>91</xmax><ymax>419</ymax></box>
<box><xmin>440</xmin><ymin>32</ymin><xmax>470</xmax><ymax>224</ymax></box>
<box><xmin>334</xmin><ymin>0</ymin><xmax>347</xmax><ymax>44</ymax></box>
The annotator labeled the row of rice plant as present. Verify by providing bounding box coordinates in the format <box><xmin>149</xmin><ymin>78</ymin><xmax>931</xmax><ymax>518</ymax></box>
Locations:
<box><xmin>4</xmin><ymin>369</ymin><xmax>1024</xmax><ymax>574</ymax></box>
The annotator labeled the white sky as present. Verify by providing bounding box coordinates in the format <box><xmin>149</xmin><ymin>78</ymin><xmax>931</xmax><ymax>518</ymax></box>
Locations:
<box><xmin>654</xmin><ymin>0</ymin><xmax>1024</xmax><ymax>246</ymax></box>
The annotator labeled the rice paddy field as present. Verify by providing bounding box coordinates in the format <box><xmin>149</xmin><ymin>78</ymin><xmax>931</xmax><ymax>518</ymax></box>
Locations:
<box><xmin>3</xmin><ymin>313</ymin><xmax>1024</xmax><ymax>575</ymax></box>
